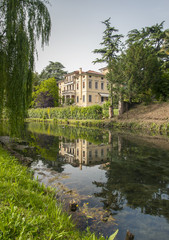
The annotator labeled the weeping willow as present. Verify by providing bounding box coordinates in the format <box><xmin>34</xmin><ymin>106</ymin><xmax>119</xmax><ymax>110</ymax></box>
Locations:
<box><xmin>0</xmin><ymin>0</ymin><xmax>51</xmax><ymax>133</ymax></box>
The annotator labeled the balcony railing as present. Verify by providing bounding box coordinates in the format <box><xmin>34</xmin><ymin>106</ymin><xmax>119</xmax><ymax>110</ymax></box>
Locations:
<box><xmin>62</xmin><ymin>90</ymin><xmax>75</xmax><ymax>95</ymax></box>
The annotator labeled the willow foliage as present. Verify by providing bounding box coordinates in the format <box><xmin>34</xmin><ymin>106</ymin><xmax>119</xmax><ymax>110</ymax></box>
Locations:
<box><xmin>0</xmin><ymin>0</ymin><xmax>51</xmax><ymax>132</ymax></box>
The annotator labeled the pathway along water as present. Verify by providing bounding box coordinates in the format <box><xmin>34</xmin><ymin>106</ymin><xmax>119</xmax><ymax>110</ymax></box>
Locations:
<box><xmin>2</xmin><ymin>122</ymin><xmax>169</xmax><ymax>240</ymax></box>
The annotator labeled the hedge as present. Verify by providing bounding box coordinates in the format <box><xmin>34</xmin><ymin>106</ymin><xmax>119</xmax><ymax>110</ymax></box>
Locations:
<box><xmin>28</xmin><ymin>105</ymin><xmax>103</xmax><ymax>120</ymax></box>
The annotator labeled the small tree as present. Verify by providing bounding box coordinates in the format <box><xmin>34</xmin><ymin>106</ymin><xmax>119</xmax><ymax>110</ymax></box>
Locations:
<box><xmin>32</xmin><ymin>78</ymin><xmax>59</xmax><ymax>108</ymax></box>
<box><xmin>93</xmin><ymin>18</ymin><xmax>123</xmax><ymax>117</ymax></box>
<box><xmin>35</xmin><ymin>91</ymin><xmax>54</xmax><ymax>108</ymax></box>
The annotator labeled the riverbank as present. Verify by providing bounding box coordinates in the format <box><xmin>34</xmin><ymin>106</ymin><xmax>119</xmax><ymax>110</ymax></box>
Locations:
<box><xmin>26</xmin><ymin>102</ymin><xmax>169</xmax><ymax>136</ymax></box>
<box><xmin>116</xmin><ymin>102</ymin><xmax>169</xmax><ymax>135</ymax></box>
<box><xmin>0</xmin><ymin>145</ymin><xmax>108</xmax><ymax>240</ymax></box>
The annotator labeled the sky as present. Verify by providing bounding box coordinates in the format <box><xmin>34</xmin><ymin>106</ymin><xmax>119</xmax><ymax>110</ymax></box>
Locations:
<box><xmin>35</xmin><ymin>0</ymin><xmax>169</xmax><ymax>74</ymax></box>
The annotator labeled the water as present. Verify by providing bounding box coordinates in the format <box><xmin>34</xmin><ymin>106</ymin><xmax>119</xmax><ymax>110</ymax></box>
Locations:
<box><xmin>14</xmin><ymin>122</ymin><xmax>169</xmax><ymax>239</ymax></box>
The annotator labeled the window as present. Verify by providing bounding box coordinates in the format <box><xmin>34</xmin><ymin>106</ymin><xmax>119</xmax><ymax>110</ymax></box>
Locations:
<box><xmin>101</xmin><ymin>149</ymin><xmax>104</xmax><ymax>156</ymax></box>
<box><xmin>101</xmin><ymin>77</ymin><xmax>104</xmax><ymax>80</ymax></box>
<box><xmin>95</xmin><ymin>81</ymin><xmax>98</xmax><ymax>89</ymax></box>
<box><xmin>89</xmin><ymin>81</ymin><xmax>92</xmax><ymax>89</ymax></box>
<box><xmin>77</xmin><ymin>96</ymin><xmax>79</xmax><ymax>103</ymax></box>
<box><xmin>101</xmin><ymin>97</ymin><xmax>104</xmax><ymax>102</ymax></box>
<box><xmin>77</xmin><ymin>83</ymin><xmax>79</xmax><ymax>90</ymax></box>
<box><xmin>95</xmin><ymin>150</ymin><xmax>98</xmax><ymax>157</ymax></box>
<box><xmin>77</xmin><ymin>149</ymin><xmax>79</xmax><ymax>156</ymax></box>
<box><xmin>83</xmin><ymin>95</ymin><xmax>85</xmax><ymax>102</ymax></box>
<box><xmin>83</xmin><ymin>81</ymin><xmax>85</xmax><ymax>88</ymax></box>
<box><xmin>83</xmin><ymin>151</ymin><xmax>85</xmax><ymax>157</ymax></box>
<box><xmin>83</xmin><ymin>140</ymin><xmax>85</xmax><ymax>144</ymax></box>
<box><xmin>101</xmin><ymin>82</ymin><xmax>104</xmax><ymax>90</ymax></box>
<box><xmin>89</xmin><ymin>75</ymin><xmax>91</xmax><ymax>78</ymax></box>
<box><xmin>89</xmin><ymin>151</ymin><xmax>92</xmax><ymax>158</ymax></box>
<box><xmin>89</xmin><ymin>95</ymin><xmax>92</xmax><ymax>102</ymax></box>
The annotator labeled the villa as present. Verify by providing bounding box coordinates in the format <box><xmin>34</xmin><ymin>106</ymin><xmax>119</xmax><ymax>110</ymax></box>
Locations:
<box><xmin>58</xmin><ymin>68</ymin><xmax>109</xmax><ymax>107</ymax></box>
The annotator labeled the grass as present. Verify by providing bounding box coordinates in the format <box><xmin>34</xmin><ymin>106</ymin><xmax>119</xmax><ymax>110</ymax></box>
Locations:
<box><xmin>0</xmin><ymin>146</ymin><xmax>108</xmax><ymax>240</ymax></box>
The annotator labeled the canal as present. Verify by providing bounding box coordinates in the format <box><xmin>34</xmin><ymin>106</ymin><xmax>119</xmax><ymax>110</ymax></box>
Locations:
<box><xmin>7</xmin><ymin>122</ymin><xmax>169</xmax><ymax>239</ymax></box>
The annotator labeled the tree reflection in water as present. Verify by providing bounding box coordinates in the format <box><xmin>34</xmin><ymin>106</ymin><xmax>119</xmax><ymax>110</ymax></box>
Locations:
<box><xmin>93</xmin><ymin>134</ymin><xmax>169</xmax><ymax>221</ymax></box>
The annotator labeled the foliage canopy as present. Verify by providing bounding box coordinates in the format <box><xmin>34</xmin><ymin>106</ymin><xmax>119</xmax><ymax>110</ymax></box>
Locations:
<box><xmin>93</xmin><ymin>19</ymin><xmax>169</xmax><ymax>105</ymax></box>
<box><xmin>39</xmin><ymin>61</ymin><xmax>67</xmax><ymax>81</ymax></box>
<box><xmin>31</xmin><ymin>77</ymin><xmax>59</xmax><ymax>108</ymax></box>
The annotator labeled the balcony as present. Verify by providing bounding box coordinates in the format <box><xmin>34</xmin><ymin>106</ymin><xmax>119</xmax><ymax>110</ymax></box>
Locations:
<box><xmin>64</xmin><ymin>81</ymin><xmax>74</xmax><ymax>85</ymax></box>
<box><xmin>62</xmin><ymin>89</ymin><xmax>75</xmax><ymax>95</ymax></box>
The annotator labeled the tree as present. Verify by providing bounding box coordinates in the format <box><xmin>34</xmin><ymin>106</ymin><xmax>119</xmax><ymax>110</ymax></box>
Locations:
<box><xmin>31</xmin><ymin>78</ymin><xmax>59</xmax><ymax>108</ymax></box>
<box><xmin>122</xmin><ymin>43</ymin><xmax>162</xmax><ymax>103</ymax></box>
<box><xmin>123</xmin><ymin>22</ymin><xmax>169</xmax><ymax>103</ymax></box>
<box><xmin>93</xmin><ymin>18</ymin><xmax>123</xmax><ymax>117</ymax></box>
<box><xmin>34</xmin><ymin>91</ymin><xmax>54</xmax><ymax>108</ymax></box>
<box><xmin>161</xmin><ymin>29</ymin><xmax>169</xmax><ymax>55</ymax></box>
<box><xmin>0</xmin><ymin>0</ymin><xmax>51</xmax><ymax>131</ymax></box>
<box><xmin>32</xmin><ymin>72</ymin><xmax>41</xmax><ymax>89</ymax></box>
<box><xmin>39</xmin><ymin>61</ymin><xmax>67</xmax><ymax>81</ymax></box>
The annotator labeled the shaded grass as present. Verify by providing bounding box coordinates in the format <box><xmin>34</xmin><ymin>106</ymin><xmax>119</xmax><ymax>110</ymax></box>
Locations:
<box><xmin>0</xmin><ymin>146</ymin><xmax>106</xmax><ymax>240</ymax></box>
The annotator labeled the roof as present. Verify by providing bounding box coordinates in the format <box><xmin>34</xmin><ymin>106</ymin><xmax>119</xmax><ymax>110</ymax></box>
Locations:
<box><xmin>99</xmin><ymin>93</ymin><xmax>109</xmax><ymax>97</ymax></box>
<box><xmin>65</xmin><ymin>70</ymin><xmax>85</xmax><ymax>76</ymax></box>
<box><xmin>86</xmin><ymin>70</ymin><xmax>105</xmax><ymax>76</ymax></box>
<box><xmin>65</xmin><ymin>70</ymin><xmax>105</xmax><ymax>76</ymax></box>
<box><xmin>57</xmin><ymin>79</ymin><xmax>64</xmax><ymax>83</ymax></box>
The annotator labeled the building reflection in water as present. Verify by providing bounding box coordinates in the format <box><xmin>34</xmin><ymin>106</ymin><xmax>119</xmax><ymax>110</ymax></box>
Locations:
<box><xmin>59</xmin><ymin>138</ymin><xmax>112</xmax><ymax>170</ymax></box>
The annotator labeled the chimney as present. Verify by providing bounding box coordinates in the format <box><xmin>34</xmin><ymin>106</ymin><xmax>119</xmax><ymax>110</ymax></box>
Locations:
<box><xmin>79</xmin><ymin>68</ymin><xmax>82</xmax><ymax>74</ymax></box>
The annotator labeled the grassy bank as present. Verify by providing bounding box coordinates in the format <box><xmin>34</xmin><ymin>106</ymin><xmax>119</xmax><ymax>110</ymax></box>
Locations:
<box><xmin>0</xmin><ymin>146</ymin><xmax>108</xmax><ymax>240</ymax></box>
<box><xmin>26</xmin><ymin>103</ymin><xmax>169</xmax><ymax>135</ymax></box>
<box><xmin>26</xmin><ymin>117</ymin><xmax>169</xmax><ymax>136</ymax></box>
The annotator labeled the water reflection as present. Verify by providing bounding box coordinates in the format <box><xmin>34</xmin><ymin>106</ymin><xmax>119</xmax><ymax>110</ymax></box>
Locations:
<box><xmin>14</xmin><ymin>122</ymin><xmax>169</xmax><ymax>239</ymax></box>
<box><xmin>59</xmin><ymin>138</ymin><xmax>112</xmax><ymax>169</ymax></box>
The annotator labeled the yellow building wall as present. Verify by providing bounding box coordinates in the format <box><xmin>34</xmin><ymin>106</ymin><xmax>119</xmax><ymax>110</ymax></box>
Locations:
<box><xmin>59</xmin><ymin>68</ymin><xmax>109</xmax><ymax>107</ymax></box>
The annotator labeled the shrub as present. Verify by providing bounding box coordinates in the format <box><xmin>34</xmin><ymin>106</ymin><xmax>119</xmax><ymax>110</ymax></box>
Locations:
<box><xmin>28</xmin><ymin>105</ymin><xmax>103</xmax><ymax>120</ymax></box>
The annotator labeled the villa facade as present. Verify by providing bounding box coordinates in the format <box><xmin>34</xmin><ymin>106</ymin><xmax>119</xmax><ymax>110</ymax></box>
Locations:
<box><xmin>58</xmin><ymin>68</ymin><xmax>109</xmax><ymax>107</ymax></box>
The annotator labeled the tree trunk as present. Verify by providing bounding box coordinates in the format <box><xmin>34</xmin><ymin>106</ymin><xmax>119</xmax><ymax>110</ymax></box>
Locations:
<box><xmin>118</xmin><ymin>99</ymin><xmax>124</xmax><ymax>116</ymax></box>
<box><xmin>109</xmin><ymin>105</ymin><xmax>114</xmax><ymax>118</ymax></box>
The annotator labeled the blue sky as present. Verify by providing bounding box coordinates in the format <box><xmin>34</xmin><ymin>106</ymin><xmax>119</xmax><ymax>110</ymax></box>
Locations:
<box><xmin>35</xmin><ymin>0</ymin><xmax>169</xmax><ymax>73</ymax></box>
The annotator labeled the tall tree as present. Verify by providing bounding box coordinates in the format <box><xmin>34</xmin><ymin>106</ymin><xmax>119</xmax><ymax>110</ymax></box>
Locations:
<box><xmin>93</xmin><ymin>18</ymin><xmax>123</xmax><ymax>117</ymax></box>
<box><xmin>39</xmin><ymin>61</ymin><xmax>67</xmax><ymax>81</ymax></box>
<box><xmin>0</xmin><ymin>0</ymin><xmax>51</xmax><ymax>131</ymax></box>
<box><xmin>123</xmin><ymin>22</ymin><xmax>169</xmax><ymax>102</ymax></box>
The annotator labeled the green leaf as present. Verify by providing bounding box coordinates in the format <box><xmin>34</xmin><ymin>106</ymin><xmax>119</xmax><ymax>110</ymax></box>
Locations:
<box><xmin>108</xmin><ymin>229</ymin><xmax>119</xmax><ymax>240</ymax></box>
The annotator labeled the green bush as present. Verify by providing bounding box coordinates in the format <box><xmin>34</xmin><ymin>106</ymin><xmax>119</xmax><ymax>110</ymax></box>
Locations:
<box><xmin>102</xmin><ymin>102</ymin><xmax>119</xmax><ymax>118</ymax></box>
<box><xmin>28</xmin><ymin>105</ymin><xmax>103</xmax><ymax>120</ymax></box>
<box><xmin>102</xmin><ymin>101</ymin><xmax>111</xmax><ymax>118</ymax></box>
